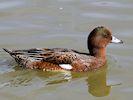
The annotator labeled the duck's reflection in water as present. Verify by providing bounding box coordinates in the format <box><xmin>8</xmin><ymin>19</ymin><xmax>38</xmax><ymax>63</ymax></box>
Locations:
<box><xmin>6</xmin><ymin>64</ymin><xmax>111</xmax><ymax>97</ymax></box>
<box><xmin>45</xmin><ymin>64</ymin><xmax>111</xmax><ymax>97</ymax></box>
<box><xmin>86</xmin><ymin>64</ymin><xmax>111</xmax><ymax>97</ymax></box>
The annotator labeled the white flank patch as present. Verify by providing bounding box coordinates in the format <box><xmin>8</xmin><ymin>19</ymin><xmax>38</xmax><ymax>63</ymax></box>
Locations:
<box><xmin>59</xmin><ymin>64</ymin><xmax>72</xmax><ymax>70</ymax></box>
<box><xmin>36</xmin><ymin>48</ymin><xmax>43</xmax><ymax>50</ymax></box>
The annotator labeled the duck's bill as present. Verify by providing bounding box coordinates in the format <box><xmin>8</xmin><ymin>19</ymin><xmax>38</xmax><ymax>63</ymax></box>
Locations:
<box><xmin>111</xmin><ymin>36</ymin><xmax>123</xmax><ymax>44</ymax></box>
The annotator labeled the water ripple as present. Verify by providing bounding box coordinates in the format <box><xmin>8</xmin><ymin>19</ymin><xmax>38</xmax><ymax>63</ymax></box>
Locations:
<box><xmin>0</xmin><ymin>1</ymin><xmax>24</xmax><ymax>9</ymax></box>
<box><xmin>91</xmin><ymin>1</ymin><xmax>133</xmax><ymax>8</ymax></box>
<box><xmin>82</xmin><ymin>12</ymin><xmax>133</xmax><ymax>21</ymax></box>
<box><xmin>0</xmin><ymin>65</ymin><xmax>14</xmax><ymax>74</ymax></box>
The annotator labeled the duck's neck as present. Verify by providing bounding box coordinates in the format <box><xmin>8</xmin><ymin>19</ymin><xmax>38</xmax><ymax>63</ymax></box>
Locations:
<box><xmin>89</xmin><ymin>47</ymin><xmax>106</xmax><ymax>60</ymax></box>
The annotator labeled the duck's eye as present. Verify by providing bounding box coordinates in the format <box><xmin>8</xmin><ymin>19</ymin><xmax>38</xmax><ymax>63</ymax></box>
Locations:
<box><xmin>102</xmin><ymin>33</ymin><xmax>110</xmax><ymax>38</ymax></box>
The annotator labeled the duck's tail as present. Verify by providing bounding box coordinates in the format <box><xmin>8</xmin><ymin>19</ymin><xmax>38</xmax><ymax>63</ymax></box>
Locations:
<box><xmin>3</xmin><ymin>48</ymin><xmax>14</xmax><ymax>56</ymax></box>
<box><xmin>3</xmin><ymin>48</ymin><xmax>11</xmax><ymax>53</ymax></box>
<box><xmin>3</xmin><ymin>48</ymin><xmax>35</xmax><ymax>68</ymax></box>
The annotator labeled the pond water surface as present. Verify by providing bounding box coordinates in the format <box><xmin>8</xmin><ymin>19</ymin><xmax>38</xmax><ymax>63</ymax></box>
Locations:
<box><xmin>0</xmin><ymin>0</ymin><xmax>133</xmax><ymax>100</ymax></box>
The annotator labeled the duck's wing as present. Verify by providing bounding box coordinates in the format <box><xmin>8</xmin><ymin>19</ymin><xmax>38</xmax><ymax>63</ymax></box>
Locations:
<box><xmin>3</xmin><ymin>48</ymin><xmax>78</xmax><ymax>65</ymax></box>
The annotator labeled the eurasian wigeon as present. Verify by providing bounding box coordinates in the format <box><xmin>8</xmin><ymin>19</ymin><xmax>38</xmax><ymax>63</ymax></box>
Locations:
<box><xmin>3</xmin><ymin>26</ymin><xmax>123</xmax><ymax>72</ymax></box>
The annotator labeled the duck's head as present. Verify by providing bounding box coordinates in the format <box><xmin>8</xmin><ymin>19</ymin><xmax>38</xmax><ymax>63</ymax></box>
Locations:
<box><xmin>87</xmin><ymin>26</ymin><xmax>123</xmax><ymax>57</ymax></box>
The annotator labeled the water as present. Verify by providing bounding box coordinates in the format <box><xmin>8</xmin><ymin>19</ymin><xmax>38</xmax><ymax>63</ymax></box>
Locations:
<box><xmin>0</xmin><ymin>0</ymin><xmax>133</xmax><ymax>100</ymax></box>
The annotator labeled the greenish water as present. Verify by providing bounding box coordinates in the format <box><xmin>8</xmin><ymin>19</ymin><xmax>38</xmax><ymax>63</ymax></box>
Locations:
<box><xmin>0</xmin><ymin>0</ymin><xmax>133</xmax><ymax>100</ymax></box>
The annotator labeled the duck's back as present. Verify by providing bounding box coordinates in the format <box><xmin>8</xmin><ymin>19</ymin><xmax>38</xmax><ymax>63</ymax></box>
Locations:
<box><xmin>3</xmin><ymin>48</ymin><xmax>99</xmax><ymax>72</ymax></box>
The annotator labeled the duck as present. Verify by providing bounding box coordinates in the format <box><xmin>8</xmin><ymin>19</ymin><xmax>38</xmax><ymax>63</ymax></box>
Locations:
<box><xmin>3</xmin><ymin>26</ymin><xmax>123</xmax><ymax>72</ymax></box>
